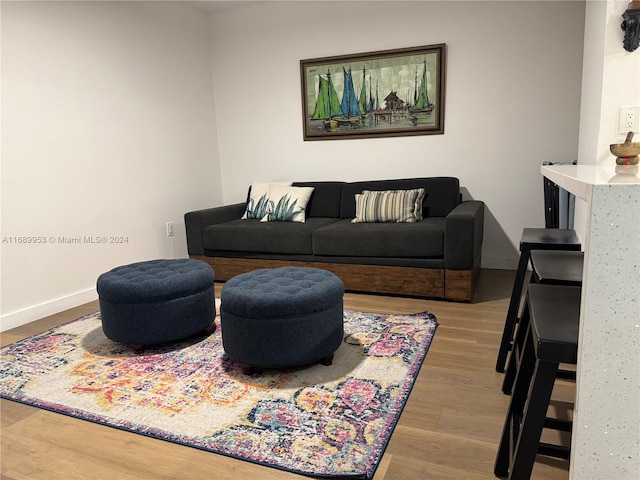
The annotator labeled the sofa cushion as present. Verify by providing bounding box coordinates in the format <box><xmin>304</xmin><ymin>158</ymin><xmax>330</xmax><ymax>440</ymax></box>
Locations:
<box><xmin>340</xmin><ymin>177</ymin><xmax>460</xmax><ymax>219</ymax></box>
<box><xmin>312</xmin><ymin>218</ymin><xmax>446</xmax><ymax>257</ymax></box>
<box><xmin>352</xmin><ymin>188</ymin><xmax>426</xmax><ymax>223</ymax></box>
<box><xmin>293</xmin><ymin>181</ymin><xmax>345</xmax><ymax>218</ymax></box>
<box><xmin>203</xmin><ymin>217</ymin><xmax>340</xmax><ymax>255</ymax></box>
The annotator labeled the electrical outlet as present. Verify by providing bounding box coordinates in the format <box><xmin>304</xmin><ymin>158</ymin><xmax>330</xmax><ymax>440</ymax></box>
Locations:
<box><xmin>166</xmin><ymin>222</ymin><xmax>174</xmax><ymax>237</ymax></box>
<box><xmin>618</xmin><ymin>106</ymin><xmax>640</xmax><ymax>134</ymax></box>
<box><xmin>624</xmin><ymin>111</ymin><xmax>634</xmax><ymax>128</ymax></box>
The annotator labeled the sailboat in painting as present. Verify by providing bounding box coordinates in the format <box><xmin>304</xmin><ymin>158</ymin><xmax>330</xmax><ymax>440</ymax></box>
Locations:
<box><xmin>334</xmin><ymin>67</ymin><xmax>362</xmax><ymax>126</ymax></box>
<box><xmin>357</xmin><ymin>66</ymin><xmax>373</xmax><ymax>117</ymax></box>
<box><xmin>410</xmin><ymin>59</ymin><xmax>434</xmax><ymax>114</ymax></box>
<box><xmin>311</xmin><ymin>70</ymin><xmax>340</xmax><ymax>129</ymax></box>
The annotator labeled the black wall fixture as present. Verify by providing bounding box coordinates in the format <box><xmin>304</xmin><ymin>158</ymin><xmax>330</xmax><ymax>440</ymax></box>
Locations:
<box><xmin>622</xmin><ymin>1</ymin><xmax>640</xmax><ymax>52</ymax></box>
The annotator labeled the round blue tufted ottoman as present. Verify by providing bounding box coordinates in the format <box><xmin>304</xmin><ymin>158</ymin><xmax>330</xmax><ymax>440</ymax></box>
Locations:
<box><xmin>220</xmin><ymin>267</ymin><xmax>344</xmax><ymax>370</ymax></box>
<box><xmin>97</xmin><ymin>259</ymin><xmax>215</xmax><ymax>352</ymax></box>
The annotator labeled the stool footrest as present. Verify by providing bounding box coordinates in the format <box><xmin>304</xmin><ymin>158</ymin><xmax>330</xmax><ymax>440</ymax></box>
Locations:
<box><xmin>544</xmin><ymin>417</ymin><xmax>572</xmax><ymax>432</ymax></box>
<box><xmin>538</xmin><ymin>442</ymin><xmax>570</xmax><ymax>460</ymax></box>
<box><xmin>557</xmin><ymin>369</ymin><xmax>576</xmax><ymax>381</ymax></box>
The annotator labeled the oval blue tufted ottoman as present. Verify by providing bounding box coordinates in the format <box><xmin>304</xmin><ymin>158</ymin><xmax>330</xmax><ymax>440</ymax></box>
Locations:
<box><xmin>220</xmin><ymin>267</ymin><xmax>344</xmax><ymax>370</ymax></box>
<box><xmin>97</xmin><ymin>259</ymin><xmax>215</xmax><ymax>353</ymax></box>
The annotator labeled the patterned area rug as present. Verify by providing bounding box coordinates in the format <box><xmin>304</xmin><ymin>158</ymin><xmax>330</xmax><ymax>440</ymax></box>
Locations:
<box><xmin>1</xmin><ymin>303</ymin><xmax>437</xmax><ymax>479</ymax></box>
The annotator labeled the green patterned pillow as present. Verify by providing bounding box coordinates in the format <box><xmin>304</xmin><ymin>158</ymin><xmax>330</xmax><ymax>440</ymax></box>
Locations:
<box><xmin>351</xmin><ymin>188</ymin><xmax>426</xmax><ymax>223</ymax></box>
<box><xmin>241</xmin><ymin>181</ymin><xmax>292</xmax><ymax>219</ymax></box>
<box><xmin>260</xmin><ymin>185</ymin><xmax>315</xmax><ymax>223</ymax></box>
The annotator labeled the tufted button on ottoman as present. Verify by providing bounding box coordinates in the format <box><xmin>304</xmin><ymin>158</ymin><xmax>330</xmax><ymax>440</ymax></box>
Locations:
<box><xmin>97</xmin><ymin>259</ymin><xmax>215</xmax><ymax>353</ymax></box>
<box><xmin>220</xmin><ymin>267</ymin><xmax>344</xmax><ymax>370</ymax></box>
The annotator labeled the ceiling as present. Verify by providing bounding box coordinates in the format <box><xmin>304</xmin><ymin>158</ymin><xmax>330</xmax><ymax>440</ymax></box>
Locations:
<box><xmin>182</xmin><ymin>1</ymin><xmax>261</xmax><ymax>14</ymax></box>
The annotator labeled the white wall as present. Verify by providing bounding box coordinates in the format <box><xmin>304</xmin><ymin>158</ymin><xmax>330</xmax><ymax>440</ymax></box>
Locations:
<box><xmin>1</xmin><ymin>1</ymin><xmax>222</xmax><ymax>330</ymax></box>
<box><xmin>573</xmin><ymin>0</ymin><xmax>640</xmax><ymax>242</ymax></box>
<box><xmin>209</xmin><ymin>0</ymin><xmax>586</xmax><ymax>270</ymax></box>
<box><xmin>579</xmin><ymin>0</ymin><xmax>640</xmax><ymax>164</ymax></box>
<box><xmin>597</xmin><ymin>0</ymin><xmax>640</xmax><ymax>158</ymax></box>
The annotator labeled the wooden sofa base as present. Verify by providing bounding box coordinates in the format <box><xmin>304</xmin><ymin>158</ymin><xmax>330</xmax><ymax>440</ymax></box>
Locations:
<box><xmin>191</xmin><ymin>255</ymin><xmax>476</xmax><ymax>302</ymax></box>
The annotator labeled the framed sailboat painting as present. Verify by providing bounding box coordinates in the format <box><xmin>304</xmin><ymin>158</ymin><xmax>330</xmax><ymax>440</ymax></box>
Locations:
<box><xmin>300</xmin><ymin>44</ymin><xmax>446</xmax><ymax>141</ymax></box>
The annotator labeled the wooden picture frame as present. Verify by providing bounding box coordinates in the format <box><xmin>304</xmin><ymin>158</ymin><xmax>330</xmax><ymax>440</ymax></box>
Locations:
<box><xmin>300</xmin><ymin>44</ymin><xmax>446</xmax><ymax>141</ymax></box>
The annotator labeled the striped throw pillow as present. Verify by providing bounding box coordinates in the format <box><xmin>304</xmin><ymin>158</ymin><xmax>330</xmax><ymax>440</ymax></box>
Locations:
<box><xmin>351</xmin><ymin>188</ymin><xmax>426</xmax><ymax>223</ymax></box>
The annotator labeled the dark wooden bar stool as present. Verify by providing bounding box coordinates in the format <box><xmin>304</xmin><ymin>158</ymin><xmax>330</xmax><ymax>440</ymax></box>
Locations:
<box><xmin>494</xmin><ymin>284</ymin><xmax>580</xmax><ymax>480</ymax></box>
<box><xmin>495</xmin><ymin>228</ymin><xmax>580</xmax><ymax>372</ymax></box>
<box><xmin>530</xmin><ymin>250</ymin><xmax>584</xmax><ymax>286</ymax></box>
<box><xmin>502</xmin><ymin>250</ymin><xmax>584</xmax><ymax>394</ymax></box>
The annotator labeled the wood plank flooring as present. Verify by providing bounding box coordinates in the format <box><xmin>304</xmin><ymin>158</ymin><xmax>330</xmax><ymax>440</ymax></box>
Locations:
<box><xmin>1</xmin><ymin>269</ymin><xmax>572</xmax><ymax>480</ymax></box>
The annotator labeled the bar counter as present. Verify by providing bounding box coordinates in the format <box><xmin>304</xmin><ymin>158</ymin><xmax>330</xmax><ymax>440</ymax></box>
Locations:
<box><xmin>540</xmin><ymin>164</ymin><xmax>639</xmax><ymax>479</ymax></box>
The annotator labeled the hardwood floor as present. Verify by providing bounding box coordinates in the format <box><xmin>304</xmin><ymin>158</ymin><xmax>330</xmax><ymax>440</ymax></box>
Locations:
<box><xmin>1</xmin><ymin>269</ymin><xmax>572</xmax><ymax>480</ymax></box>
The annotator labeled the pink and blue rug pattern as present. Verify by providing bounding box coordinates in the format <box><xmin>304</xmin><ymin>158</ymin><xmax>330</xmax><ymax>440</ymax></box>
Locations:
<box><xmin>1</xmin><ymin>307</ymin><xmax>437</xmax><ymax>479</ymax></box>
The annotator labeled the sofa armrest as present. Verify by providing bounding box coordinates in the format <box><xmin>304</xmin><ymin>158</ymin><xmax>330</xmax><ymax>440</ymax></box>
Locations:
<box><xmin>184</xmin><ymin>203</ymin><xmax>246</xmax><ymax>255</ymax></box>
<box><xmin>444</xmin><ymin>200</ymin><xmax>484</xmax><ymax>269</ymax></box>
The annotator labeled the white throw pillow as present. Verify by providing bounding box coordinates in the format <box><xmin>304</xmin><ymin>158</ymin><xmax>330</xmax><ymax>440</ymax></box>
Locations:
<box><xmin>260</xmin><ymin>185</ymin><xmax>315</xmax><ymax>223</ymax></box>
<box><xmin>241</xmin><ymin>181</ymin><xmax>293</xmax><ymax>219</ymax></box>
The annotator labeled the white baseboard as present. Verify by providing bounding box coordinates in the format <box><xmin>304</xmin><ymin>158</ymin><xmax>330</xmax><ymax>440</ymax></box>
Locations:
<box><xmin>1</xmin><ymin>288</ymin><xmax>98</xmax><ymax>332</ymax></box>
<box><xmin>481</xmin><ymin>255</ymin><xmax>519</xmax><ymax>270</ymax></box>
